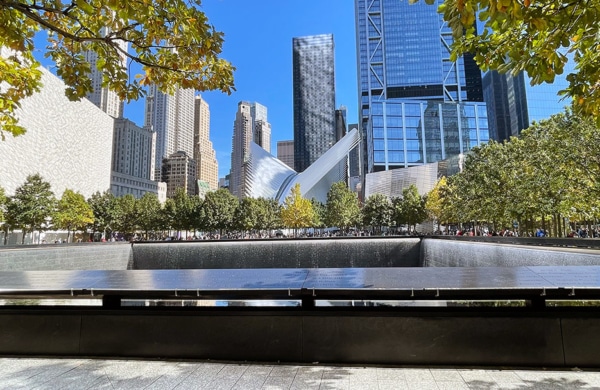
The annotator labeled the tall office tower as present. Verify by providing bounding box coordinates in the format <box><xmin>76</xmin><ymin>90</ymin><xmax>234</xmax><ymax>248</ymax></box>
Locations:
<box><xmin>483</xmin><ymin>72</ymin><xmax>529</xmax><ymax>142</ymax></box>
<box><xmin>483</xmin><ymin>53</ymin><xmax>575</xmax><ymax>143</ymax></box>
<box><xmin>193</xmin><ymin>95</ymin><xmax>219</xmax><ymax>191</ymax></box>
<box><xmin>110</xmin><ymin>118</ymin><xmax>159</xmax><ymax>198</ymax></box>
<box><xmin>144</xmin><ymin>85</ymin><xmax>196</xmax><ymax>181</ymax></box>
<box><xmin>277</xmin><ymin>140</ymin><xmax>295</xmax><ymax>169</ymax></box>
<box><xmin>335</xmin><ymin>106</ymin><xmax>347</xmax><ymax>142</ymax></box>
<box><xmin>83</xmin><ymin>29</ymin><xmax>128</xmax><ymax>118</ymax></box>
<box><xmin>230</xmin><ymin>101</ymin><xmax>272</xmax><ymax>198</ymax></box>
<box><xmin>250</xmin><ymin>102</ymin><xmax>271</xmax><ymax>153</ymax></box>
<box><xmin>348</xmin><ymin>123</ymin><xmax>361</xmax><ymax>178</ymax></box>
<box><xmin>355</xmin><ymin>0</ymin><xmax>489</xmax><ymax>173</ymax></box>
<box><xmin>293</xmin><ymin>34</ymin><xmax>337</xmax><ymax>173</ymax></box>
<box><xmin>334</xmin><ymin>106</ymin><xmax>350</xmax><ymax>184</ymax></box>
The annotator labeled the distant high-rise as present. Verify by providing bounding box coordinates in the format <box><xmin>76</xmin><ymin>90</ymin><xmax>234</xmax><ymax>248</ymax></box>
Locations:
<box><xmin>230</xmin><ymin>101</ymin><xmax>271</xmax><ymax>198</ymax></box>
<box><xmin>144</xmin><ymin>86</ymin><xmax>195</xmax><ymax>181</ymax></box>
<box><xmin>293</xmin><ymin>34</ymin><xmax>336</xmax><ymax>173</ymax></box>
<box><xmin>355</xmin><ymin>0</ymin><xmax>489</xmax><ymax>173</ymax></box>
<box><xmin>483</xmin><ymin>71</ymin><xmax>529</xmax><ymax>142</ymax></box>
<box><xmin>483</xmin><ymin>53</ymin><xmax>575</xmax><ymax>142</ymax></box>
<box><xmin>84</xmin><ymin>29</ymin><xmax>127</xmax><ymax>118</ymax></box>
<box><xmin>250</xmin><ymin>102</ymin><xmax>271</xmax><ymax>153</ymax></box>
<box><xmin>193</xmin><ymin>95</ymin><xmax>218</xmax><ymax>191</ymax></box>
<box><xmin>110</xmin><ymin>118</ymin><xmax>159</xmax><ymax>198</ymax></box>
<box><xmin>347</xmin><ymin>123</ymin><xmax>361</xmax><ymax>178</ymax></box>
<box><xmin>161</xmin><ymin>151</ymin><xmax>197</xmax><ymax>198</ymax></box>
<box><xmin>277</xmin><ymin>140</ymin><xmax>295</xmax><ymax>170</ymax></box>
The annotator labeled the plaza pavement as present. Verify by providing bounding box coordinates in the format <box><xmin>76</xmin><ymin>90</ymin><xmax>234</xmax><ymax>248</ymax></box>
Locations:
<box><xmin>0</xmin><ymin>357</ymin><xmax>599</xmax><ymax>389</ymax></box>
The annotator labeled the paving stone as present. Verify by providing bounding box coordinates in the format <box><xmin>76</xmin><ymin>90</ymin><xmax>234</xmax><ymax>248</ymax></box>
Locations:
<box><xmin>2</xmin><ymin>358</ymin><xmax>600</xmax><ymax>390</ymax></box>
<box><xmin>403</xmin><ymin>368</ymin><xmax>436</xmax><ymax>382</ymax></box>
<box><xmin>319</xmin><ymin>379</ymin><xmax>349</xmax><ymax>390</ymax></box>
<box><xmin>406</xmin><ymin>380</ymin><xmax>440</xmax><ymax>390</ymax></box>
<box><xmin>430</xmin><ymin>369</ymin><xmax>464</xmax><ymax>382</ymax></box>
<box><xmin>378</xmin><ymin>379</ymin><xmax>409</xmax><ymax>390</ymax></box>
<box><xmin>436</xmin><ymin>380</ymin><xmax>470</xmax><ymax>390</ymax></box>
<box><xmin>269</xmin><ymin>366</ymin><xmax>298</xmax><ymax>377</ymax></box>
<box><xmin>231</xmin><ymin>377</ymin><xmax>267</xmax><ymax>390</ymax></box>
<box><xmin>376</xmin><ymin>368</ymin><xmax>405</xmax><ymax>380</ymax></box>
<box><xmin>262</xmin><ymin>376</ymin><xmax>294</xmax><ymax>389</ymax></box>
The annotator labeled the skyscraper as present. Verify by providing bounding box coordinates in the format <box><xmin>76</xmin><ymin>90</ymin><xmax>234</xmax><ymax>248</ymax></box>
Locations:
<box><xmin>482</xmin><ymin>71</ymin><xmax>529</xmax><ymax>141</ymax></box>
<box><xmin>355</xmin><ymin>0</ymin><xmax>489</xmax><ymax>173</ymax></box>
<box><xmin>293</xmin><ymin>34</ymin><xmax>336</xmax><ymax>173</ymax></box>
<box><xmin>230</xmin><ymin>101</ymin><xmax>271</xmax><ymax>198</ymax></box>
<box><xmin>111</xmin><ymin>118</ymin><xmax>159</xmax><ymax>198</ymax></box>
<box><xmin>194</xmin><ymin>95</ymin><xmax>219</xmax><ymax>191</ymax></box>
<box><xmin>250</xmin><ymin>102</ymin><xmax>271</xmax><ymax>153</ymax></box>
<box><xmin>83</xmin><ymin>29</ymin><xmax>128</xmax><ymax>118</ymax></box>
<box><xmin>144</xmin><ymin>85</ymin><xmax>196</xmax><ymax>181</ymax></box>
<box><xmin>277</xmin><ymin>140</ymin><xmax>295</xmax><ymax>169</ymax></box>
<box><xmin>483</xmin><ymin>53</ymin><xmax>575</xmax><ymax>143</ymax></box>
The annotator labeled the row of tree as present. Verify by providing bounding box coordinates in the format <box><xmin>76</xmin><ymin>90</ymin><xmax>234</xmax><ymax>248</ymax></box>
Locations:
<box><xmin>426</xmin><ymin>111</ymin><xmax>600</xmax><ymax>237</ymax></box>
<box><xmin>3</xmin><ymin>110</ymin><xmax>597</xmax><ymax>241</ymax></box>
<box><xmin>0</xmin><ymin>177</ymin><xmax>430</xmax><ymax>244</ymax></box>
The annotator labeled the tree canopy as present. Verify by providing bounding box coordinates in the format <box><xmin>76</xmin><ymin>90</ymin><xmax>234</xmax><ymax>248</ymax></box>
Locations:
<box><xmin>87</xmin><ymin>190</ymin><xmax>116</xmax><ymax>238</ymax></box>
<box><xmin>429</xmin><ymin>110</ymin><xmax>600</xmax><ymax>236</ymax></box>
<box><xmin>281</xmin><ymin>183</ymin><xmax>315</xmax><ymax>232</ymax></box>
<box><xmin>393</xmin><ymin>185</ymin><xmax>428</xmax><ymax>233</ymax></box>
<box><xmin>362</xmin><ymin>193</ymin><xmax>393</xmax><ymax>234</ymax></box>
<box><xmin>6</xmin><ymin>174</ymin><xmax>56</xmax><ymax>243</ymax></box>
<box><xmin>54</xmin><ymin>189</ymin><xmax>94</xmax><ymax>242</ymax></box>
<box><xmin>1</xmin><ymin>0</ymin><xmax>235</xmax><ymax>138</ymax></box>
<box><xmin>426</xmin><ymin>0</ymin><xmax>600</xmax><ymax>119</ymax></box>
<box><xmin>325</xmin><ymin>181</ymin><xmax>361</xmax><ymax>230</ymax></box>
<box><xmin>0</xmin><ymin>186</ymin><xmax>6</xmax><ymax>223</ymax></box>
<box><xmin>202</xmin><ymin>189</ymin><xmax>238</xmax><ymax>234</ymax></box>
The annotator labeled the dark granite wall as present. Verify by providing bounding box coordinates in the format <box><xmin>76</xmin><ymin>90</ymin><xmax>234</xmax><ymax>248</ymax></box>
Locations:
<box><xmin>421</xmin><ymin>239</ymin><xmax>600</xmax><ymax>267</ymax></box>
<box><xmin>0</xmin><ymin>242</ymin><xmax>132</xmax><ymax>271</ymax></box>
<box><xmin>1</xmin><ymin>237</ymin><xmax>599</xmax><ymax>271</ymax></box>
<box><xmin>131</xmin><ymin>237</ymin><xmax>422</xmax><ymax>269</ymax></box>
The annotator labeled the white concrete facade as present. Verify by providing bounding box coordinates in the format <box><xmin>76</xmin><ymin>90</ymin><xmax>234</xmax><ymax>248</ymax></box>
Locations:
<box><xmin>0</xmin><ymin>65</ymin><xmax>114</xmax><ymax>198</ymax></box>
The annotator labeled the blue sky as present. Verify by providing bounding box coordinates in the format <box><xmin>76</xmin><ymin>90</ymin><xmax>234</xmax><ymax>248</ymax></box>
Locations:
<box><xmin>122</xmin><ymin>0</ymin><xmax>359</xmax><ymax>178</ymax></box>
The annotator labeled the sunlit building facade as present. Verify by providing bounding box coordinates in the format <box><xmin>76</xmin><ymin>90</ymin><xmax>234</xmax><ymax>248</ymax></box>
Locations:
<box><xmin>277</xmin><ymin>140</ymin><xmax>294</xmax><ymax>170</ymax></box>
<box><xmin>110</xmin><ymin>118</ymin><xmax>159</xmax><ymax>198</ymax></box>
<box><xmin>245</xmin><ymin>129</ymin><xmax>361</xmax><ymax>204</ymax></box>
<box><xmin>230</xmin><ymin>101</ymin><xmax>271</xmax><ymax>198</ymax></box>
<box><xmin>355</xmin><ymin>0</ymin><xmax>488</xmax><ymax>173</ymax></box>
<box><xmin>293</xmin><ymin>34</ymin><xmax>337</xmax><ymax>173</ymax></box>
<box><xmin>482</xmin><ymin>71</ymin><xmax>529</xmax><ymax>141</ymax></box>
<box><xmin>0</xmin><ymin>62</ymin><xmax>113</xmax><ymax>198</ymax></box>
<box><xmin>483</xmin><ymin>52</ymin><xmax>576</xmax><ymax>142</ymax></box>
<box><xmin>83</xmin><ymin>28</ymin><xmax>128</xmax><ymax>118</ymax></box>
<box><xmin>144</xmin><ymin>85</ymin><xmax>195</xmax><ymax>181</ymax></box>
<box><xmin>161</xmin><ymin>151</ymin><xmax>197</xmax><ymax>198</ymax></box>
<box><xmin>194</xmin><ymin>95</ymin><xmax>218</xmax><ymax>190</ymax></box>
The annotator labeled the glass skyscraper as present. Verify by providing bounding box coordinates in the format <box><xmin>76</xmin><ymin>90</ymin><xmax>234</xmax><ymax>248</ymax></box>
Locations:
<box><xmin>356</xmin><ymin>0</ymin><xmax>489</xmax><ymax>173</ymax></box>
<box><xmin>483</xmin><ymin>71</ymin><xmax>529</xmax><ymax>141</ymax></box>
<box><xmin>483</xmin><ymin>52</ymin><xmax>575</xmax><ymax>143</ymax></box>
<box><xmin>293</xmin><ymin>34</ymin><xmax>336</xmax><ymax>173</ymax></box>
